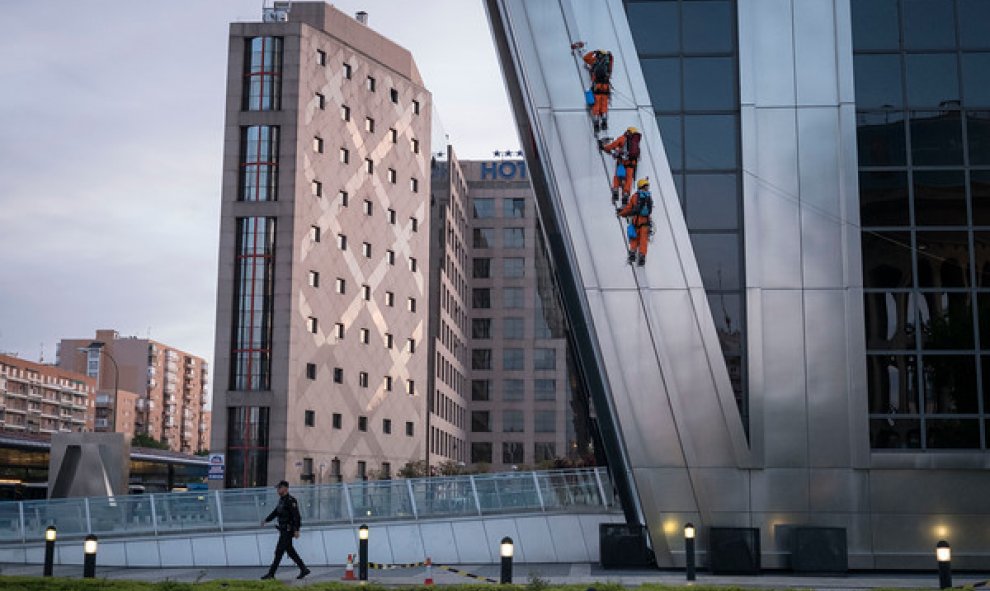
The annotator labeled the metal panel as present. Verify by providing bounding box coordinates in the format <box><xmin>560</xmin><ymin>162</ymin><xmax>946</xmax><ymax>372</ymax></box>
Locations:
<box><xmin>545</xmin><ymin>515</ymin><xmax>591</xmax><ymax>562</ymax></box>
<box><xmin>740</xmin><ymin>0</ymin><xmax>796</xmax><ymax>106</ymax></box>
<box><xmin>807</xmin><ymin>469</ymin><xmax>871</xmax><ymax>513</ymax></box>
<box><xmin>804</xmin><ymin>290</ymin><xmax>853</xmax><ymax>467</ymax></box>
<box><xmin>750</xmin><ymin>469</ymin><xmax>811</xmax><ymax>513</ymax></box>
<box><xmin>124</xmin><ymin>540</ymin><xmax>160</xmax><ymax>567</ymax></box>
<box><xmin>512</xmin><ymin>516</ymin><xmax>557</xmax><ymax>562</ymax></box>
<box><xmin>760</xmin><ymin>291</ymin><xmax>808</xmax><ymax>467</ymax></box>
<box><xmin>798</xmin><ymin>108</ymin><xmax>844</xmax><ymax>288</ymax></box>
<box><xmin>450</xmin><ymin>519</ymin><xmax>492</xmax><ymax>563</ymax></box>
<box><xmin>192</xmin><ymin>535</ymin><xmax>228</xmax><ymax>566</ymax></box>
<box><xmin>159</xmin><ymin>538</ymin><xmax>195</xmax><ymax>567</ymax></box>
<box><xmin>224</xmin><ymin>533</ymin><xmax>262</xmax><ymax>566</ymax></box>
<box><xmin>97</xmin><ymin>540</ymin><xmax>128</xmax><ymax>567</ymax></box>
<box><xmin>481</xmin><ymin>518</ymin><xmax>521</xmax><ymax>561</ymax></box>
<box><xmin>793</xmin><ymin>0</ymin><xmax>839</xmax><ymax>105</ymax></box>
<box><xmin>385</xmin><ymin>524</ymin><xmax>426</xmax><ymax>564</ymax></box>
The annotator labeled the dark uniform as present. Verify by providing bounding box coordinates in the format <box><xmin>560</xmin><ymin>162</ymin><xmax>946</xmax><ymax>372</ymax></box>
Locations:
<box><xmin>262</xmin><ymin>484</ymin><xmax>309</xmax><ymax>579</ymax></box>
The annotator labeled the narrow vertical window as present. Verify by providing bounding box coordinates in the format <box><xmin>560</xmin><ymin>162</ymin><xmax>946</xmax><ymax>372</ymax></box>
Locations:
<box><xmin>343</xmin><ymin>62</ymin><xmax>352</xmax><ymax>79</ymax></box>
<box><xmin>244</xmin><ymin>37</ymin><xmax>283</xmax><ymax>111</ymax></box>
<box><xmin>390</xmin><ymin>88</ymin><xmax>399</xmax><ymax>103</ymax></box>
<box><xmin>366</xmin><ymin>76</ymin><xmax>376</xmax><ymax>91</ymax></box>
<box><xmin>341</xmin><ymin>105</ymin><xmax>350</xmax><ymax>121</ymax></box>
<box><xmin>231</xmin><ymin>217</ymin><xmax>276</xmax><ymax>390</ymax></box>
<box><xmin>239</xmin><ymin>126</ymin><xmax>280</xmax><ymax>202</ymax></box>
<box><xmin>316</xmin><ymin>49</ymin><xmax>326</xmax><ymax>66</ymax></box>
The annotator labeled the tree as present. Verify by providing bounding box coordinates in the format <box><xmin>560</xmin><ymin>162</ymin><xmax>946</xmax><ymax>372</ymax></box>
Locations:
<box><xmin>131</xmin><ymin>433</ymin><xmax>169</xmax><ymax>450</ymax></box>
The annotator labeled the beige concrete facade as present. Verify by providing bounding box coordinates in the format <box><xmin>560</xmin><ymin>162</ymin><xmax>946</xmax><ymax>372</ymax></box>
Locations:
<box><xmin>0</xmin><ymin>354</ymin><xmax>92</xmax><ymax>435</ymax></box>
<box><xmin>57</xmin><ymin>329</ymin><xmax>211</xmax><ymax>454</ymax></box>
<box><xmin>212</xmin><ymin>2</ymin><xmax>431</xmax><ymax>486</ymax></box>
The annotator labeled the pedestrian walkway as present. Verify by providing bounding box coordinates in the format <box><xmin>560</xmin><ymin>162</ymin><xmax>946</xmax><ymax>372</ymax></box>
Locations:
<box><xmin>3</xmin><ymin>562</ymin><xmax>988</xmax><ymax>589</ymax></box>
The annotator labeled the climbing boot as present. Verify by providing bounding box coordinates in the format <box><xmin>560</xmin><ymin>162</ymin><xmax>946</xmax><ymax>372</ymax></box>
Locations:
<box><xmin>601</xmin><ymin>116</ymin><xmax>608</xmax><ymax>131</ymax></box>
<box><xmin>593</xmin><ymin>119</ymin><xmax>600</xmax><ymax>134</ymax></box>
<box><xmin>627</xmin><ymin>251</ymin><xmax>636</xmax><ymax>264</ymax></box>
<box><xmin>637</xmin><ymin>253</ymin><xmax>646</xmax><ymax>267</ymax></box>
<box><xmin>611</xmin><ymin>188</ymin><xmax>620</xmax><ymax>204</ymax></box>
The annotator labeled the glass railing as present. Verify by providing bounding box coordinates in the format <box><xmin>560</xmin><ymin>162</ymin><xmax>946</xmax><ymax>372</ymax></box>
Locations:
<box><xmin>0</xmin><ymin>467</ymin><xmax>617</xmax><ymax>544</ymax></box>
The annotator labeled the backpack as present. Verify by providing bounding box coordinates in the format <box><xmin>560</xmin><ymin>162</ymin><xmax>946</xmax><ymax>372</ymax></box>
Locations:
<box><xmin>626</xmin><ymin>131</ymin><xmax>641</xmax><ymax>160</ymax></box>
<box><xmin>637</xmin><ymin>190</ymin><xmax>652</xmax><ymax>217</ymax></box>
<box><xmin>591</xmin><ymin>51</ymin><xmax>612</xmax><ymax>84</ymax></box>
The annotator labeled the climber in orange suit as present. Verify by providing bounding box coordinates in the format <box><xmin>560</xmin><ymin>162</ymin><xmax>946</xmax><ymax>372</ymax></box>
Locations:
<box><xmin>600</xmin><ymin>127</ymin><xmax>641</xmax><ymax>204</ymax></box>
<box><xmin>582</xmin><ymin>49</ymin><xmax>613</xmax><ymax>133</ymax></box>
<box><xmin>616</xmin><ymin>178</ymin><xmax>654</xmax><ymax>266</ymax></box>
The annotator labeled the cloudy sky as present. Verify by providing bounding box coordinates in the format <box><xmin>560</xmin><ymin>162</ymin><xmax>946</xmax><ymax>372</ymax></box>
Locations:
<box><xmin>0</xmin><ymin>1</ymin><xmax>516</xmax><ymax>391</ymax></box>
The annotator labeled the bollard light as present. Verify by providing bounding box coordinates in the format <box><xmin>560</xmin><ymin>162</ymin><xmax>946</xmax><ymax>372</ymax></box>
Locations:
<box><xmin>684</xmin><ymin>522</ymin><xmax>696</xmax><ymax>581</ymax></box>
<box><xmin>358</xmin><ymin>524</ymin><xmax>369</xmax><ymax>581</ymax></box>
<box><xmin>500</xmin><ymin>536</ymin><xmax>514</xmax><ymax>584</ymax></box>
<box><xmin>83</xmin><ymin>534</ymin><xmax>98</xmax><ymax>578</ymax></box>
<box><xmin>936</xmin><ymin>540</ymin><xmax>952</xmax><ymax>590</ymax></box>
<box><xmin>43</xmin><ymin>526</ymin><xmax>56</xmax><ymax>577</ymax></box>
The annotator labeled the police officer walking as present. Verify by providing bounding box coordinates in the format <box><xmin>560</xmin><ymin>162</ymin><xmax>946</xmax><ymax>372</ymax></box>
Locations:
<box><xmin>260</xmin><ymin>480</ymin><xmax>310</xmax><ymax>580</ymax></box>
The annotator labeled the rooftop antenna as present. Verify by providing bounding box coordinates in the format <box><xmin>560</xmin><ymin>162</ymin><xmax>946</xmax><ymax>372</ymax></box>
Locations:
<box><xmin>262</xmin><ymin>0</ymin><xmax>291</xmax><ymax>22</ymax></box>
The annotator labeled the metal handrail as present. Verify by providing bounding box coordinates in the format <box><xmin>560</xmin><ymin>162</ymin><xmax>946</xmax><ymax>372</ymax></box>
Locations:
<box><xmin>0</xmin><ymin>467</ymin><xmax>617</xmax><ymax>544</ymax></box>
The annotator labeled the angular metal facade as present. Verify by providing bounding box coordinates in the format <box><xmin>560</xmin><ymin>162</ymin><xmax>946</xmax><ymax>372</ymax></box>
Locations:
<box><xmin>486</xmin><ymin>0</ymin><xmax>990</xmax><ymax>569</ymax></box>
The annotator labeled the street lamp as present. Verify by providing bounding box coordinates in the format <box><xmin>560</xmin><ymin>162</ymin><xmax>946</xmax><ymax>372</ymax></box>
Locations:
<box><xmin>43</xmin><ymin>526</ymin><xmax>56</xmax><ymax>577</ymax></box>
<box><xmin>80</xmin><ymin>343</ymin><xmax>119</xmax><ymax>432</ymax></box>
<box><xmin>500</xmin><ymin>536</ymin><xmax>514</xmax><ymax>584</ymax></box>
<box><xmin>936</xmin><ymin>540</ymin><xmax>952</xmax><ymax>589</ymax></box>
<box><xmin>358</xmin><ymin>524</ymin><xmax>369</xmax><ymax>581</ymax></box>
<box><xmin>83</xmin><ymin>534</ymin><xmax>98</xmax><ymax>578</ymax></box>
<box><xmin>684</xmin><ymin>523</ymin><xmax>696</xmax><ymax>581</ymax></box>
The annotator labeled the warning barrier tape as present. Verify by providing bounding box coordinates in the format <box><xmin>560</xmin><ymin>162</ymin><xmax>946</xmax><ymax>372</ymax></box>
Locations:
<box><xmin>368</xmin><ymin>561</ymin><xmax>428</xmax><ymax>570</ymax></box>
<box><xmin>360</xmin><ymin>560</ymin><xmax>497</xmax><ymax>583</ymax></box>
<box><xmin>436</xmin><ymin>565</ymin><xmax>499</xmax><ymax>584</ymax></box>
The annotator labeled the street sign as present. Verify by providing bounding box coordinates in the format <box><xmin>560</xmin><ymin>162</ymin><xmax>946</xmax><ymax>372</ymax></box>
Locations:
<box><xmin>207</xmin><ymin>453</ymin><xmax>225</xmax><ymax>481</ymax></box>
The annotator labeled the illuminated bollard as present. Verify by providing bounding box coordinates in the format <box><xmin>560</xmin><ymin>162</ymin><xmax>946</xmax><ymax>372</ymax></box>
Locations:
<box><xmin>684</xmin><ymin>523</ymin><xmax>696</xmax><ymax>581</ymax></box>
<box><xmin>359</xmin><ymin>524</ymin><xmax>369</xmax><ymax>582</ymax></box>
<box><xmin>500</xmin><ymin>536</ymin><xmax>514</xmax><ymax>584</ymax></box>
<box><xmin>83</xmin><ymin>534</ymin><xmax>98</xmax><ymax>579</ymax></box>
<box><xmin>43</xmin><ymin>526</ymin><xmax>56</xmax><ymax>577</ymax></box>
<box><xmin>936</xmin><ymin>540</ymin><xmax>952</xmax><ymax>590</ymax></box>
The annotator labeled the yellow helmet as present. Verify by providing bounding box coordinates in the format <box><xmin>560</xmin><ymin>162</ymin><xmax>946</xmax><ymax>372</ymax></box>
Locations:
<box><xmin>637</xmin><ymin>178</ymin><xmax>649</xmax><ymax>190</ymax></box>
<box><xmin>627</xmin><ymin>126</ymin><xmax>638</xmax><ymax>135</ymax></box>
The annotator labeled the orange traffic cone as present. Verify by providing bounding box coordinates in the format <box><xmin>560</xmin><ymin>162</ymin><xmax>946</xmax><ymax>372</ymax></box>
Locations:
<box><xmin>342</xmin><ymin>553</ymin><xmax>356</xmax><ymax>581</ymax></box>
<box><xmin>424</xmin><ymin>557</ymin><xmax>434</xmax><ymax>585</ymax></box>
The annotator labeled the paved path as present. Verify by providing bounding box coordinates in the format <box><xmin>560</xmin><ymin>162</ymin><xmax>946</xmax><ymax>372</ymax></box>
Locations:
<box><xmin>3</xmin><ymin>562</ymin><xmax>989</xmax><ymax>588</ymax></box>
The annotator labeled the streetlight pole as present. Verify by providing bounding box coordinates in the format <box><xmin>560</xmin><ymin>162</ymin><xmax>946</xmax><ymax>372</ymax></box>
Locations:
<box><xmin>81</xmin><ymin>343</ymin><xmax>119</xmax><ymax>432</ymax></box>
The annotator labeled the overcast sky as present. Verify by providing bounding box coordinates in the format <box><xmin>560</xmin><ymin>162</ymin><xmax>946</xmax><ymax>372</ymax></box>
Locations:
<box><xmin>0</xmin><ymin>1</ymin><xmax>517</xmax><ymax>392</ymax></box>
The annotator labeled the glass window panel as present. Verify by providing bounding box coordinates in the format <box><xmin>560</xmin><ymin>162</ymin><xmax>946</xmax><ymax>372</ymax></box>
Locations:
<box><xmin>684</xmin><ymin>115</ymin><xmax>738</xmax><ymax>169</ymax></box>
<box><xmin>658</xmin><ymin>115</ymin><xmax>683</xmax><ymax>171</ymax></box>
<box><xmin>959</xmin><ymin>0</ymin><xmax>990</xmax><ymax>49</ymax></box>
<box><xmin>534</xmin><ymin>411</ymin><xmax>555</xmax><ymax>433</ymax></box>
<box><xmin>683</xmin><ymin>57</ymin><xmax>736</xmax><ymax>111</ymax></box>
<box><xmin>910</xmin><ymin>110</ymin><xmax>964</xmax><ymax>165</ymax></box>
<box><xmin>862</xmin><ymin>231</ymin><xmax>913</xmax><ymax>288</ymax></box>
<box><xmin>472</xmin><ymin>318</ymin><xmax>491</xmax><ymax>339</ymax></box>
<box><xmin>503</xmin><ymin>287</ymin><xmax>524</xmax><ymax>308</ymax></box>
<box><xmin>905</xmin><ymin>55</ymin><xmax>959</xmax><ymax>108</ymax></box>
<box><xmin>503</xmin><ymin>227</ymin><xmax>525</xmax><ymax>248</ymax></box>
<box><xmin>471</xmin><ymin>442</ymin><xmax>492</xmax><ymax>463</ymax></box>
<box><xmin>962</xmin><ymin>53</ymin><xmax>990</xmax><ymax>108</ymax></box>
<box><xmin>626</xmin><ymin>2</ymin><xmax>679</xmax><ymax>55</ymax></box>
<box><xmin>851</xmin><ymin>0</ymin><xmax>900</xmax><ymax>51</ymax></box>
<box><xmin>974</xmin><ymin>232</ymin><xmax>990</xmax><ymax>287</ymax></box>
<box><xmin>471</xmin><ymin>379</ymin><xmax>490</xmax><ymax>401</ymax></box>
<box><xmin>473</xmin><ymin>228</ymin><xmax>495</xmax><ymax>248</ymax></box>
<box><xmin>865</xmin><ymin>292</ymin><xmax>916</xmax><ymax>350</ymax></box>
<box><xmin>534</xmin><ymin>379</ymin><xmax>556</xmax><ymax>401</ymax></box>
<box><xmin>473</xmin><ymin>257</ymin><xmax>491</xmax><ymax>278</ymax></box>
<box><xmin>917</xmin><ymin>292</ymin><xmax>974</xmax><ymax>349</ymax></box>
<box><xmin>922</xmin><ymin>355</ymin><xmax>978</xmax><ymax>413</ymax></box>
<box><xmin>534</xmin><ymin>348</ymin><xmax>556</xmax><ymax>370</ymax></box>
<box><xmin>856</xmin><ymin>111</ymin><xmax>906</xmax><ymax>166</ymax></box>
<box><xmin>916</xmin><ymin>231</ymin><xmax>970</xmax><ymax>288</ymax></box>
<box><xmin>983</xmin><ymin>357</ymin><xmax>990</xmax><ymax>410</ymax></box>
<box><xmin>913</xmin><ymin>170</ymin><xmax>967</xmax><ymax>226</ymax></box>
<box><xmin>471</xmin><ymin>411</ymin><xmax>491</xmax><ymax>432</ymax></box>
<box><xmin>853</xmin><ymin>55</ymin><xmax>903</xmax><ymax>109</ymax></box>
<box><xmin>972</xmin><ymin>170</ymin><xmax>990</xmax><ymax>225</ymax></box>
<box><xmin>503</xmin><ymin>379</ymin><xmax>524</xmax><ymax>401</ymax></box>
<box><xmin>968</xmin><ymin>112</ymin><xmax>990</xmax><ymax>165</ymax></box>
<box><xmin>472</xmin><ymin>288</ymin><xmax>491</xmax><ymax>309</ymax></box>
<box><xmin>859</xmin><ymin>171</ymin><xmax>910</xmax><ymax>226</ymax></box>
<box><xmin>926</xmin><ymin>419</ymin><xmax>981</xmax><ymax>448</ymax></box>
<box><xmin>641</xmin><ymin>58</ymin><xmax>681</xmax><ymax>111</ymax></box>
<box><xmin>691</xmin><ymin>232</ymin><xmax>740</xmax><ymax>290</ymax></box>
<box><xmin>502</xmin><ymin>410</ymin><xmax>524</xmax><ymax>433</ymax></box>
<box><xmin>504</xmin><ymin>257</ymin><xmax>525</xmax><ymax>278</ymax></box>
<box><xmin>534</xmin><ymin>442</ymin><xmax>556</xmax><ymax>463</ymax></box>
<box><xmin>503</xmin><ymin>198</ymin><xmax>525</xmax><ymax>218</ymax></box>
<box><xmin>472</xmin><ymin>349</ymin><xmax>492</xmax><ymax>370</ymax></box>
<box><xmin>503</xmin><ymin>317</ymin><xmax>524</xmax><ymax>339</ymax></box>
<box><xmin>681</xmin><ymin>1</ymin><xmax>733</xmax><ymax>54</ymax></box>
<box><xmin>902</xmin><ymin>0</ymin><xmax>956</xmax><ymax>50</ymax></box>
<box><xmin>503</xmin><ymin>348</ymin><xmax>524</xmax><ymax>370</ymax></box>
<box><xmin>502</xmin><ymin>441</ymin><xmax>524</xmax><ymax>464</ymax></box>
<box><xmin>707</xmin><ymin>293</ymin><xmax>742</xmax><ymax>356</ymax></box>
<box><xmin>686</xmin><ymin>173</ymin><xmax>738</xmax><ymax>230</ymax></box>
<box><xmin>870</xmin><ymin>418</ymin><xmax>922</xmax><ymax>449</ymax></box>
<box><xmin>867</xmin><ymin>354</ymin><xmax>919</xmax><ymax>413</ymax></box>
<box><xmin>473</xmin><ymin>198</ymin><xmax>495</xmax><ymax>218</ymax></box>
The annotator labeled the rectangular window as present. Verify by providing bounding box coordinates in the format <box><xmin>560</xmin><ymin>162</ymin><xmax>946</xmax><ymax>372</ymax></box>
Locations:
<box><xmin>504</xmin><ymin>378</ymin><xmax>524</xmax><ymax>401</ymax></box>
<box><xmin>504</xmin><ymin>317</ymin><xmax>524</xmax><ymax>339</ymax></box>
<box><xmin>365</xmin><ymin>117</ymin><xmax>375</xmax><ymax>133</ymax></box>
<box><xmin>337</xmin><ymin>234</ymin><xmax>347</xmax><ymax>250</ymax></box>
<box><xmin>411</xmin><ymin>217</ymin><xmax>419</xmax><ymax>232</ymax></box>
<box><xmin>473</xmin><ymin>258</ymin><xmax>491</xmax><ymax>278</ymax></box>
<box><xmin>338</xmin><ymin>190</ymin><xmax>349</xmax><ymax>206</ymax></box>
<box><xmin>341</xmin><ymin>105</ymin><xmax>350</xmax><ymax>121</ymax></box>
<box><xmin>406</xmin><ymin>380</ymin><xmax>415</xmax><ymax>395</ymax></box>
<box><xmin>503</xmin><ymin>410</ymin><xmax>524</xmax><ymax>432</ymax></box>
<box><xmin>407</xmin><ymin>338</ymin><xmax>416</xmax><ymax>353</ymax></box>
<box><xmin>363</xmin><ymin>199</ymin><xmax>373</xmax><ymax>215</ymax></box>
<box><xmin>310</xmin><ymin>225</ymin><xmax>321</xmax><ymax>242</ymax></box>
<box><xmin>503</xmin><ymin>257</ymin><xmax>525</xmax><ymax>278</ymax></box>
<box><xmin>385</xmin><ymin>333</ymin><xmax>394</xmax><ymax>348</ymax></box>
<box><xmin>473</xmin><ymin>228</ymin><xmax>495</xmax><ymax>248</ymax></box>
<box><xmin>357</xmin><ymin>461</ymin><xmax>367</xmax><ymax>480</ymax></box>
<box><xmin>386</xmin><ymin>250</ymin><xmax>395</xmax><ymax>265</ymax></box>
<box><xmin>389</xmin><ymin>128</ymin><xmax>397</xmax><ymax>143</ymax></box>
<box><xmin>231</xmin><ymin>217</ymin><xmax>276</xmax><ymax>390</ymax></box>
<box><xmin>472</xmin><ymin>379</ymin><xmax>491</xmax><ymax>401</ymax></box>
<box><xmin>406</xmin><ymin>421</ymin><xmax>414</xmax><ymax>436</ymax></box>
<box><xmin>534</xmin><ymin>348</ymin><xmax>556</xmax><ymax>370</ymax></box>
<box><xmin>359</xmin><ymin>416</ymin><xmax>368</xmax><ymax>431</ymax></box>
<box><xmin>473</xmin><ymin>349</ymin><xmax>492</xmax><ymax>370</ymax></box>
<box><xmin>412</xmin><ymin>99</ymin><xmax>420</xmax><ymax>114</ymax></box>
<box><xmin>383</xmin><ymin>418</ymin><xmax>392</xmax><ymax>434</ymax></box>
<box><xmin>534</xmin><ymin>410</ymin><xmax>555</xmax><ymax>433</ymax></box>
<box><xmin>410</xmin><ymin>178</ymin><xmax>419</xmax><ymax>192</ymax></box>
<box><xmin>472</xmin><ymin>288</ymin><xmax>491</xmax><ymax>309</ymax></box>
<box><xmin>411</xmin><ymin>138</ymin><xmax>420</xmax><ymax>153</ymax></box>
<box><xmin>409</xmin><ymin>257</ymin><xmax>418</xmax><ymax>272</ymax></box>
<box><xmin>334</xmin><ymin>322</ymin><xmax>344</xmax><ymax>339</ymax></box>
<box><xmin>503</xmin><ymin>442</ymin><xmax>524</xmax><ymax>464</ymax></box>
<box><xmin>534</xmin><ymin>442</ymin><xmax>556</xmax><ymax>462</ymax></box>
<box><xmin>503</xmin><ymin>348</ymin><xmax>524</xmax><ymax>370</ymax></box>
<box><xmin>225</xmin><ymin>407</ymin><xmax>269</xmax><ymax>488</ymax></box>
<box><xmin>307</xmin><ymin>316</ymin><xmax>318</xmax><ymax>334</ymax></box>
<box><xmin>388</xmin><ymin>168</ymin><xmax>397</xmax><ymax>183</ymax></box>
<box><xmin>313</xmin><ymin>136</ymin><xmax>324</xmax><ymax>153</ymax></box>
<box><xmin>308</xmin><ymin>270</ymin><xmax>320</xmax><ymax>287</ymax></box>
<box><xmin>359</xmin><ymin>372</ymin><xmax>369</xmax><ymax>388</ymax></box>
<box><xmin>333</xmin><ymin>367</ymin><xmax>343</xmax><ymax>383</ymax></box>
<box><xmin>504</xmin><ymin>287</ymin><xmax>524</xmax><ymax>308</ymax></box>
<box><xmin>384</xmin><ymin>376</ymin><xmax>393</xmax><ymax>391</ymax></box>
<box><xmin>305</xmin><ymin>363</ymin><xmax>316</xmax><ymax>380</ymax></box>
<box><xmin>311</xmin><ymin>180</ymin><xmax>322</xmax><ymax>197</ymax></box>
<box><xmin>316</xmin><ymin>93</ymin><xmax>325</xmax><ymax>110</ymax></box>
<box><xmin>366</xmin><ymin>76</ymin><xmax>376</xmax><ymax>91</ymax></box>
<box><xmin>504</xmin><ymin>227</ymin><xmax>525</xmax><ymax>248</ymax></box>
<box><xmin>534</xmin><ymin>378</ymin><xmax>556</xmax><ymax>400</ymax></box>
<box><xmin>472</xmin><ymin>318</ymin><xmax>492</xmax><ymax>339</ymax></box>
<box><xmin>339</xmin><ymin>147</ymin><xmax>349</xmax><ymax>163</ymax></box>
<box><xmin>335</xmin><ymin>277</ymin><xmax>346</xmax><ymax>294</ymax></box>
<box><xmin>362</xmin><ymin>242</ymin><xmax>372</xmax><ymax>257</ymax></box>
<box><xmin>238</xmin><ymin>126</ymin><xmax>279</xmax><ymax>202</ymax></box>
<box><xmin>343</xmin><ymin>62</ymin><xmax>352</xmax><ymax>79</ymax></box>
<box><xmin>362</xmin><ymin>284</ymin><xmax>371</xmax><ymax>300</ymax></box>
<box><xmin>244</xmin><ymin>37</ymin><xmax>283</xmax><ymax>111</ymax></box>
<box><xmin>390</xmin><ymin>88</ymin><xmax>399</xmax><ymax>103</ymax></box>
<box><xmin>359</xmin><ymin>328</ymin><xmax>370</xmax><ymax>344</ymax></box>
<box><xmin>388</xmin><ymin>209</ymin><xmax>397</xmax><ymax>224</ymax></box>
<box><xmin>385</xmin><ymin>291</ymin><xmax>395</xmax><ymax>307</ymax></box>
<box><xmin>473</xmin><ymin>198</ymin><xmax>496</xmax><ymax>218</ymax></box>
<box><xmin>316</xmin><ymin>49</ymin><xmax>326</xmax><ymax>66</ymax></box>
<box><xmin>407</xmin><ymin>297</ymin><xmax>417</xmax><ymax>312</ymax></box>
<box><xmin>471</xmin><ymin>411</ymin><xmax>491</xmax><ymax>432</ymax></box>
<box><xmin>304</xmin><ymin>410</ymin><xmax>315</xmax><ymax>427</ymax></box>
<box><xmin>333</xmin><ymin>413</ymin><xmax>342</xmax><ymax>429</ymax></box>
<box><xmin>504</xmin><ymin>198</ymin><xmax>525</xmax><ymax>218</ymax></box>
<box><xmin>365</xmin><ymin>158</ymin><xmax>374</xmax><ymax>174</ymax></box>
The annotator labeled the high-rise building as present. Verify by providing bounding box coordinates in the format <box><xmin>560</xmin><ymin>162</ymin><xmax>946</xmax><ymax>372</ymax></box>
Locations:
<box><xmin>487</xmin><ymin>0</ymin><xmax>990</xmax><ymax>569</ymax></box>
<box><xmin>211</xmin><ymin>2</ymin><xmax>432</xmax><ymax>487</ymax></box>
<box><xmin>57</xmin><ymin>329</ymin><xmax>210</xmax><ymax>454</ymax></box>
<box><xmin>0</xmin><ymin>354</ymin><xmax>92</xmax><ymax>434</ymax></box>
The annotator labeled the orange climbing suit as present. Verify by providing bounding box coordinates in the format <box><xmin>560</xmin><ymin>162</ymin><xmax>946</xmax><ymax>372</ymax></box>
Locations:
<box><xmin>617</xmin><ymin>190</ymin><xmax>651</xmax><ymax>259</ymax></box>
<box><xmin>583</xmin><ymin>51</ymin><xmax>611</xmax><ymax>119</ymax></box>
<box><xmin>601</xmin><ymin>133</ymin><xmax>638</xmax><ymax>197</ymax></box>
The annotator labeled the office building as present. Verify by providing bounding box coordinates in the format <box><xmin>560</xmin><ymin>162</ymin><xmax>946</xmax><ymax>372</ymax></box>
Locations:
<box><xmin>0</xmin><ymin>354</ymin><xmax>92</xmax><ymax>434</ymax></box>
<box><xmin>57</xmin><ymin>329</ymin><xmax>210</xmax><ymax>454</ymax></box>
<box><xmin>487</xmin><ymin>0</ymin><xmax>990</xmax><ymax>569</ymax></box>
<box><xmin>211</xmin><ymin>2</ymin><xmax>432</xmax><ymax>487</ymax></box>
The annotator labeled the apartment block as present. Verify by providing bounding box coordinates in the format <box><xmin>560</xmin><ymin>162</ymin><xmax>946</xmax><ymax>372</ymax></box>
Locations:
<box><xmin>211</xmin><ymin>2</ymin><xmax>432</xmax><ymax>487</ymax></box>
<box><xmin>0</xmin><ymin>354</ymin><xmax>92</xmax><ymax>434</ymax></box>
<box><xmin>57</xmin><ymin>329</ymin><xmax>211</xmax><ymax>454</ymax></box>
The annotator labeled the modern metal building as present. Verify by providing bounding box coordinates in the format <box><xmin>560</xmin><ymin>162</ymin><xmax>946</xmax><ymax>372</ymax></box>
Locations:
<box><xmin>211</xmin><ymin>2</ymin><xmax>432</xmax><ymax>487</ymax></box>
<box><xmin>486</xmin><ymin>0</ymin><xmax>990</xmax><ymax>570</ymax></box>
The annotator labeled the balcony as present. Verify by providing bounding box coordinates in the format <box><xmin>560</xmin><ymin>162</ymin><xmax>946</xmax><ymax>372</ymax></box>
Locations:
<box><xmin>94</xmin><ymin>418</ymin><xmax>109</xmax><ymax>429</ymax></box>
